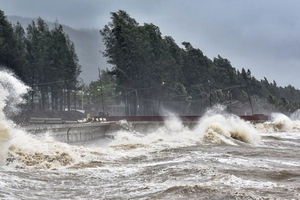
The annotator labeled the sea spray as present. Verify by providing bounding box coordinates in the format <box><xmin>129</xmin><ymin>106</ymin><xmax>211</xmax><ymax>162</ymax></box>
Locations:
<box><xmin>255</xmin><ymin>112</ymin><xmax>300</xmax><ymax>133</ymax></box>
<box><xmin>0</xmin><ymin>70</ymin><xmax>80</xmax><ymax>169</ymax></box>
<box><xmin>193</xmin><ymin>105</ymin><xmax>260</xmax><ymax>145</ymax></box>
<box><xmin>270</xmin><ymin>113</ymin><xmax>293</xmax><ymax>131</ymax></box>
<box><xmin>109</xmin><ymin>115</ymin><xmax>193</xmax><ymax>152</ymax></box>
<box><xmin>290</xmin><ymin>109</ymin><xmax>300</xmax><ymax>121</ymax></box>
<box><xmin>110</xmin><ymin>106</ymin><xmax>261</xmax><ymax>153</ymax></box>
<box><xmin>0</xmin><ymin>73</ymin><xmax>11</xmax><ymax>162</ymax></box>
<box><xmin>0</xmin><ymin>69</ymin><xmax>29</xmax><ymax>164</ymax></box>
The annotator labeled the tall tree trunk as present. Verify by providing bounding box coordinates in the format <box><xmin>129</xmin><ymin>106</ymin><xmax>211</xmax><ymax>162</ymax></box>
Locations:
<box><xmin>67</xmin><ymin>88</ymin><xmax>71</xmax><ymax>111</ymax></box>
<box><xmin>74</xmin><ymin>89</ymin><xmax>77</xmax><ymax>110</ymax></box>
<box><xmin>59</xmin><ymin>89</ymin><xmax>63</xmax><ymax>111</ymax></box>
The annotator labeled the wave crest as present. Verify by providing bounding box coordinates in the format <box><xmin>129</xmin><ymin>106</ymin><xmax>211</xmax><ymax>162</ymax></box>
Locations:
<box><xmin>255</xmin><ymin>113</ymin><xmax>300</xmax><ymax>133</ymax></box>
<box><xmin>195</xmin><ymin>107</ymin><xmax>260</xmax><ymax>145</ymax></box>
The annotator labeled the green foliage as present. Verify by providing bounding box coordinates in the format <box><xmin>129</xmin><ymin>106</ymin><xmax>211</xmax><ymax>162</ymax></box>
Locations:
<box><xmin>0</xmin><ymin>9</ymin><xmax>81</xmax><ymax>110</ymax></box>
<box><xmin>0</xmin><ymin>10</ymin><xmax>19</xmax><ymax>72</ymax></box>
<box><xmin>86</xmin><ymin>69</ymin><xmax>117</xmax><ymax>107</ymax></box>
<box><xmin>100</xmin><ymin>10</ymin><xmax>300</xmax><ymax>116</ymax></box>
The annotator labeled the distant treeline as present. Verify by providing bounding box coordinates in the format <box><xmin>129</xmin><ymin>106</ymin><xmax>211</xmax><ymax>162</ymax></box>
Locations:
<box><xmin>0</xmin><ymin>9</ymin><xmax>81</xmax><ymax>111</ymax></box>
<box><xmin>95</xmin><ymin>10</ymin><xmax>300</xmax><ymax>115</ymax></box>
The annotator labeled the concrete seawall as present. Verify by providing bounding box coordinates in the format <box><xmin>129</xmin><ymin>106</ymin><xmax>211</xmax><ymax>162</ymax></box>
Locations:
<box><xmin>23</xmin><ymin>121</ymin><xmax>178</xmax><ymax>143</ymax></box>
<box><xmin>23</xmin><ymin>123</ymin><xmax>117</xmax><ymax>143</ymax></box>
<box><xmin>23</xmin><ymin>121</ymin><xmax>195</xmax><ymax>143</ymax></box>
<box><xmin>23</xmin><ymin>114</ymin><xmax>269</xmax><ymax>143</ymax></box>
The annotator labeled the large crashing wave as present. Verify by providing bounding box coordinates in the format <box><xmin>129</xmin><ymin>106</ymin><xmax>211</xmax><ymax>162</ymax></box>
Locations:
<box><xmin>0</xmin><ymin>70</ymin><xmax>89</xmax><ymax>169</ymax></box>
<box><xmin>194</xmin><ymin>105</ymin><xmax>260</xmax><ymax>145</ymax></box>
<box><xmin>0</xmin><ymin>69</ymin><xmax>29</xmax><ymax>164</ymax></box>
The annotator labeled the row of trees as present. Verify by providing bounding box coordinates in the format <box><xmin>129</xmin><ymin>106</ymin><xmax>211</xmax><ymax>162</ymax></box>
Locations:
<box><xmin>96</xmin><ymin>10</ymin><xmax>300</xmax><ymax>116</ymax></box>
<box><xmin>2</xmin><ymin>9</ymin><xmax>300</xmax><ymax>116</ymax></box>
<box><xmin>0</xmin><ymin>9</ymin><xmax>81</xmax><ymax>111</ymax></box>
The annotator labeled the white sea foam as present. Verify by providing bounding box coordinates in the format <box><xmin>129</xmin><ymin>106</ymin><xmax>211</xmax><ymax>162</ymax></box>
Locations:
<box><xmin>193</xmin><ymin>105</ymin><xmax>260</xmax><ymax>145</ymax></box>
<box><xmin>109</xmin><ymin>106</ymin><xmax>261</xmax><ymax>153</ymax></box>
<box><xmin>0</xmin><ymin>70</ymin><xmax>29</xmax><ymax>164</ymax></box>
<box><xmin>255</xmin><ymin>112</ymin><xmax>300</xmax><ymax>133</ymax></box>
<box><xmin>0</xmin><ymin>70</ymin><xmax>87</xmax><ymax>169</ymax></box>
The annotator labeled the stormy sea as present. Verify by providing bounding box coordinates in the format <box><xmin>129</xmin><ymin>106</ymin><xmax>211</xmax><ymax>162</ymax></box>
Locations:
<box><xmin>1</xmin><ymin>70</ymin><xmax>300</xmax><ymax>200</ymax></box>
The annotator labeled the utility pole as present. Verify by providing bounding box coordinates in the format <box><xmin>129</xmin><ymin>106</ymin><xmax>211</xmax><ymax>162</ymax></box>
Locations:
<box><xmin>98</xmin><ymin>68</ymin><xmax>105</xmax><ymax>115</ymax></box>
<box><xmin>157</xmin><ymin>81</ymin><xmax>165</xmax><ymax>115</ymax></box>
<box><xmin>81</xmin><ymin>87</ymin><xmax>83</xmax><ymax>111</ymax></box>
<box><xmin>228</xmin><ymin>90</ymin><xmax>232</xmax><ymax>113</ymax></box>
<box><xmin>135</xmin><ymin>90</ymin><xmax>139</xmax><ymax>116</ymax></box>
<box><xmin>208</xmin><ymin>80</ymin><xmax>212</xmax><ymax>107</ymax></box>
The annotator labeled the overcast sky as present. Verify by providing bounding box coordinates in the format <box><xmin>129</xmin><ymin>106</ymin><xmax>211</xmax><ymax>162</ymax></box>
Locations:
<box><xmin>1</xmin><ymin>0</ymin><xmax>300</xmax><ymax>88</ymax></box>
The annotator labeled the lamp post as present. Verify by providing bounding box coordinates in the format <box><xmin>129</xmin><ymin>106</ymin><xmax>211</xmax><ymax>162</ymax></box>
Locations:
<box><xmin>98</xmin><ymin>68</ymin><xmax>105</xmax><ymax>115</ymax></box>
<box><xmin>81</xmin><ymin>87</ymin><xmax>83</xmax><ymax>111</ymax></box>
<box><xmin>228</xmin><ymin>90</ymin><xmax>232</xmax><ymax>113</ymax></box>
<box><xmin>135</xmin><ymin>90</ymin><xmax>139</xmax><ymax>116</ymax></box>
<box><xmin>157</xmin><ymin>81</ymin><xmax>165</xmax><ymax>115</ymax></box>
<box><xmin>78</xmin><ymin>78</ymin><xmax>84</xmax><ymax>111</ymax></box>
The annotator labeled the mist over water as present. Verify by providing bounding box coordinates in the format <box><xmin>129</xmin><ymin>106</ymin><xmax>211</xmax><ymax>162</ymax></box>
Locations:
<box><xmin>1</xmin><ymin>70</ymin><xmax>300</xmax><ymax>199</ymax></box>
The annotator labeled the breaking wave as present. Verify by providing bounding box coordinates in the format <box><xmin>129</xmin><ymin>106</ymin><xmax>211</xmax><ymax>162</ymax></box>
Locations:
<box><xmin>255</xmin><ymin>113</ymin><xmax>300</xmax><ymax>133</ymax></box>
<box><xmin>110</xmin><ymin>106</ymin><xmax>261</xmax><ymax>151</ymax></box>
<box><xmin>194</xmin><ymin>106</ymin><xmax>260</xmax><ymax>145</ymax></box>
<box><xmin>0</xmin><ymin>70</ymin><xmax>85</xmax><ymax>169</ymax></box>
<box><xmin>0</xmin><ymin>70</ymin><xmax>29</xmax><ymax>164</ymax></box>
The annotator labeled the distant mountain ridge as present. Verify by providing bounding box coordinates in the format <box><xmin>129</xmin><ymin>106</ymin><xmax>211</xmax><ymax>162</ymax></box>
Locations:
<box><xmin>8</xmin><ymin>16</ymin><xmax>110</xmax><ymax>84</ymax></box>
